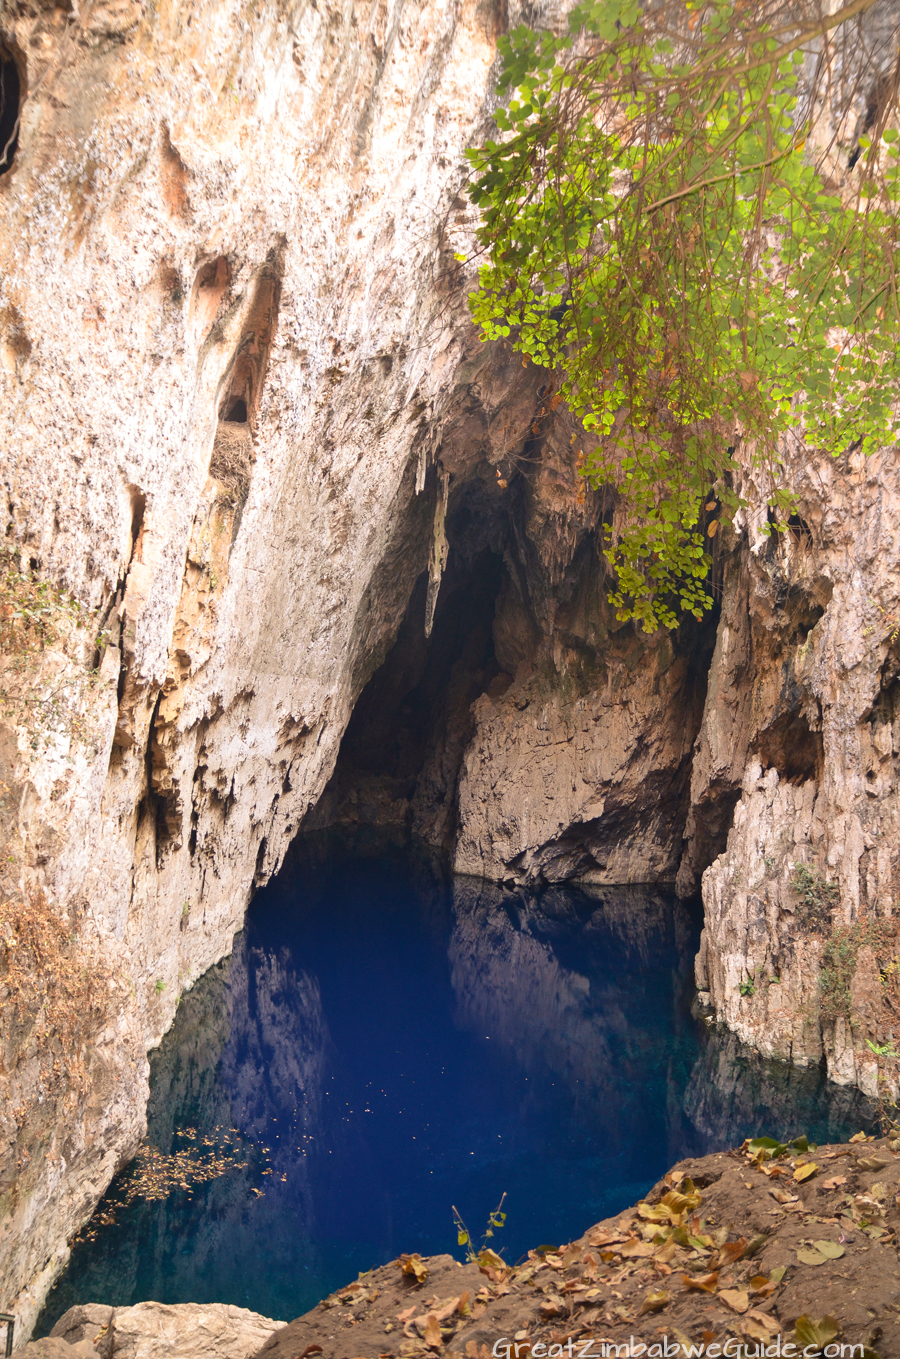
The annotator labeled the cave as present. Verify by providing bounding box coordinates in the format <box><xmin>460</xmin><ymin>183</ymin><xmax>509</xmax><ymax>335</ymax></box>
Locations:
<box><xmin>0</xmin><ymin>50</ymin><xmax>20</xmax><ymax>177</ymax></box>
<box><xmin>306</xmin><ymin>477</ymin><xmax>510</xmax><ymax>850</ymax></box>
<box><xmin>221</xmin><ymin>395</ymin><xmax>248</xmax><ymax>423</ymax></box>
<box><xmin>752</xmin><ymin>706</ymin><xmax>824</xmax><ymax>784</ymax></box>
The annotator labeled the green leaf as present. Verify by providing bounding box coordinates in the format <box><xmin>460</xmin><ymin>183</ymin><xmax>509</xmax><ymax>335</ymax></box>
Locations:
<box><xmin>794</xmin><ymin>1316</ymin><xmax>841</xmax><ymax>1349</ymax></box>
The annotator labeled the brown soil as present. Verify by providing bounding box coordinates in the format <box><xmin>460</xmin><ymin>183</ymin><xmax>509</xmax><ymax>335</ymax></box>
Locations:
<box><xmin>252</xmin><ymin>1137</ymin><xmax>900</xmax><ymax>1359</ymax></box>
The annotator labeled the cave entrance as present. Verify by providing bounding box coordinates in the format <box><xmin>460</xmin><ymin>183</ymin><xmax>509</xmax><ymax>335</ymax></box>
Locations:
<box><xmin>0</xmin><ymin>50</ymin><xmax>21</xmax><ymax>177</ymax></box>
<box><xmin>309</xmin><ymin>480</ymin><xmax>509</xmax><ymax>850</ymax></box>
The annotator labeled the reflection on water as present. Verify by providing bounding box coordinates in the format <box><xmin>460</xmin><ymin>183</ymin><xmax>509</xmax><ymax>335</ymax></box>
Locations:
<box><xmin>38</xmin><ymin>838</ymin><xmax>873</xmax><ymax>1332</ymax></box>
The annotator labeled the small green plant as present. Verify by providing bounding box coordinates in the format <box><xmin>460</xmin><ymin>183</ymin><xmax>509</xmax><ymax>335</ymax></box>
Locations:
<box><xmin>181</xmin><ymin>902</ymin><xmax>190</xmax><ymax>917</ymax></box>
<box><xmin>739</xmin><ymin>979</ymin><xmax>755</xmax><ymax>998</ymax></box>
<box><xmin>866</xmin><ymin>1038</ymin><xmax>898</xmax><ymax>1058</ymax></box>
<box><xmin>155</xmin><ymin>978</ymin><xmax>167</xmax><ymax>994</ymax></box>
<box><xmin>791</xmin><ymin>862</ymin><xmax>840</xmax><ymax>934</ymax></box>
<box><xmin>746</xmin><ymin>1134</ymin><xmax>811</xmax><ymax>1161</ymax></box>
<box><xmin>452</xmin><ymin>1192</ymin><xmax>508</xmax><ymax>1265</ymax></box>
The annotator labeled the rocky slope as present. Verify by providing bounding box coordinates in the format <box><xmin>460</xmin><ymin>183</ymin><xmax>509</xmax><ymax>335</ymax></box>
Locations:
<box><xmin>4</xmin><ymin>0</ymin><xmax>900</xmax><ymax>1342</ymax></box>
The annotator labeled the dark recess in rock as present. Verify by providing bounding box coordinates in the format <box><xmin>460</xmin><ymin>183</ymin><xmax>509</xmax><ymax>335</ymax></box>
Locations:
<box><xmin>0</xmin><ymin>50</ymin><xmax>20</xmax><ymax>178</ymax></box>
<box><xmin>752</xmin><ymin>706</ymin><xmax>824</xmax><ymax>785</ymax></box>
<box><xmin>304</xmin><ymin>478</ymin><xmax>509</xmax><ymax>851</ymax></box>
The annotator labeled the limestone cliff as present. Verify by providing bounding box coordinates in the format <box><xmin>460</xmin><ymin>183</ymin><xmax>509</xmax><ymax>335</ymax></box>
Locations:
<box><xmin>0</xmin><ymin>0</ymin><xmax>540</xmax><ymax>1331</ymax></box>
<box><xmin>691</xmin><ymin>443</ymin><xmax>900</xmax><ymax>1097</ymax></box>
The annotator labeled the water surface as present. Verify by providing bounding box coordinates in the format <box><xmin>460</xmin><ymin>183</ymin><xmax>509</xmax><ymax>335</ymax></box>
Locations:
<box><xmin>39</xmin><ymin>839</ymin><xmax>873</xmax><ymax>1330</ymax></box>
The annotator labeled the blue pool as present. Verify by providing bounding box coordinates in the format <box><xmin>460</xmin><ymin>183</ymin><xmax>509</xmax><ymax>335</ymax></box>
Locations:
<box><xmin>38</xmin><ymin>837</ymin><xmax>873</xmax><ymax>1330</ymax></box>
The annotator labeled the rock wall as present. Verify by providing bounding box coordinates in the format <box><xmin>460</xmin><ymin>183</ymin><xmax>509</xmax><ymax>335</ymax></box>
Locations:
<box><xmin>0</xmin><ymin>0</ymin><xmax>547</xmax><ymax>1332</ymax></box>
<box><xmin>691</xmin><ymin>443</ymin><xmax>900</xmax><ymax>1096</ymax></box>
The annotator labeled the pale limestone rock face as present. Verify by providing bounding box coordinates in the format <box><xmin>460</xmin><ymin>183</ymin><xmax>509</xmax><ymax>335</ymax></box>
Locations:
<box><xmin>0</xmin><ymin>0</ymin><xmax>538</xmax><ymax>1333</ymax></box>
<box><xmin>446</xmin><ymin>409</ymin><xmax>716</xmax><ymax>887</ymax></box>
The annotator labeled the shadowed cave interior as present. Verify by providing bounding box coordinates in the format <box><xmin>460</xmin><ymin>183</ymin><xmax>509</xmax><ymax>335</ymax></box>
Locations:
<box><xmin>306</xmin><ymin>478</ymin><xmax>511</xmax><ymax>851</ymax></box>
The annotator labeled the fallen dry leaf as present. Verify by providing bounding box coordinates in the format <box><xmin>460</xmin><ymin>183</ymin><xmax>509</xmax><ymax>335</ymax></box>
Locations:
<box><xmin>538</xmin><ymin>1299</ymin><xmax>566</xmax><ymax>1319</ymax></box>
<box><xmin>433</xmin><ymin>1297</ymin><xmax>462</xmax><ymax>1322</ymax></box>
<box><xmin>399</xmin><ymin>1254</ymin><xmax>429</xmax><ymax>1283</ymax></box>
<box><xmin>748</xmin><ymin>1275</ymin><xmax>778</xmax><ymax>1298</ymax></box>
<box><xmin>719</xmin><ymin>1238</ymin><xmax>747</xmax><ymax>1263</ymax></box>
<box><xmin>681</xmin><ymin>1271</ymin><xmax>718</xmax><ymax>1293</ymax></box>
<box><xmin>638</xmin><ymin>1289</ymin><xmax>671</xmax><ymax>1315</ymax></box>
<box><xmin>794</xmin><ymin>1162</ymin><xmax>818</xmax><ymax>1183</ymax></box>
<box><xmin>423</xmin><ymin>1315</ymin><xmax>443</xmax><ymax>1349</ymax></box>
<box><xmin>769</xmin><ymin>1185</ymin><xmax>797</xmax><ymax>1205</ymax></box>
<box><xmin>720</xmin><ymin>1289</ymin><xmax>750</xmax><ymax>1314</ymax></box>
<box><xmin>741</xmin><ymin>1311</ymin><xmax>782</xmax><ymax>1343</ymax></box>
<box><xmin>822</xmin><ymin>1176</ymin><xmax>847</xmax><ymax>1191</ymax></box>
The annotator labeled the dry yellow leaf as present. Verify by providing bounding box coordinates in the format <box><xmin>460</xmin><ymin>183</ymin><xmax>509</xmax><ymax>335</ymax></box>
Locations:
<box><xmin>638</xmin><ymin>1290</ymin><xmax>671</xmax><ymax>1315</ymax></box>
<box><xmin>681</xmin><ymin>1271</ymin><xmax>718</xmax><ymax>1293</ymax></box>
<box><xmin>423</xmin><ymin>1314</ymin><xmax>443</xmax><ymax>1349</ymax></box>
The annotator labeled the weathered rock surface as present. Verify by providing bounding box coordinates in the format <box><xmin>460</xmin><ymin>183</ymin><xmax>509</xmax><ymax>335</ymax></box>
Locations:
<box><xmin>43</xmin><ymin>1301</ymin><xmax>284</xmax><ymax>1358</ymax></box>
<box><xmin>687</xmin><ymin>443</ymin><xmax>900</xmax><ymax>1094</ymax></box>
<box><xmin>0</xmin><ymin>0</ymin><xmax>541</xmax><ymax>1332</ymax></box>
<box><xmin>18</xmin><ymin>1342</ymin><xmax>97</xmax><ymax>1359</ymax></box>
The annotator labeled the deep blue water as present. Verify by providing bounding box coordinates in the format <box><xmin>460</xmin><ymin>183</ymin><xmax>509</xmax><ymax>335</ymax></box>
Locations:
<box><xmin>38</xmin><ymin>839</ymin><xmax>873</xmax><ymax>1331</ymax></box>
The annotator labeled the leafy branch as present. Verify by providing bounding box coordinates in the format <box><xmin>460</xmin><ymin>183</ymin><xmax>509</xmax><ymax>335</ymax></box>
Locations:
<box><xmin>465</xmin><ymin>0</ymin><xmax>900</xmax><ymax>630</ymax></box>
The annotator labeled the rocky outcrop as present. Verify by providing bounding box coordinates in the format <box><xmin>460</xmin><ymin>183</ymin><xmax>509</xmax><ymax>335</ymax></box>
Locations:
<box><xmin>250</xmin><ymin>1136</ymin><xmax>900</xmax><ymax>1358</ymax></box>
<box><xmin>44</xmin><ymin>1301</ymin><xmax>284</xmax><ymax>1359</ymax></box>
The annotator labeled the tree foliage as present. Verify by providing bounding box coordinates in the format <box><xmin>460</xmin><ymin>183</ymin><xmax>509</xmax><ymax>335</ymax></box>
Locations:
<box><xmin>465</xmin><ymin>0</ymin><xmax>900</xmax><ymax>630</ymax></box>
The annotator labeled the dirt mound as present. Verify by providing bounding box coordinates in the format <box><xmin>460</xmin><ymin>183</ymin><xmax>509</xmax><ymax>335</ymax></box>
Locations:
<box><xmin>253</xmin><ymin>1136</ymin><xmax>900</xmax><ymax>1359</ymax></box>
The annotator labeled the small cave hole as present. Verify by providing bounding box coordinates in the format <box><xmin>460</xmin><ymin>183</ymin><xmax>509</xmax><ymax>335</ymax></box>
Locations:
<box><xmin>787</xmin><ymin>513</ymin><xmax>812</xmax><ymax>545</ymax></box>
<box><xmin>222</xmin><ymin>396</ymin><xmax>248</xmax><ymax>424</ymax></box>
<box><xmin>752</xmin><ymin>708</ymin><xmax>823</xmax><ymax>785</ymax></box>
<box><xmin>128</xmin><ymin>485</ymin><xmax>146</xmax><ymax>563</ymax></box>
<box><xmin>0</xmin><ymin>52</ymin><xmax>21</xmax><ymax>178</ymax></box>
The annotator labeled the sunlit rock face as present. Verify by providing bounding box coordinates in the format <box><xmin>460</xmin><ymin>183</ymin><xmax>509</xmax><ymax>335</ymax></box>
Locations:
<box><xmin>0</xmin><ymin>0</ymin><xmax>540</xmax><ymax>1329</ymax></box>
